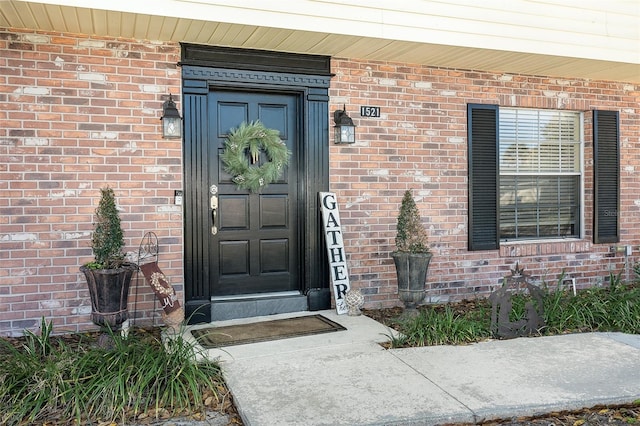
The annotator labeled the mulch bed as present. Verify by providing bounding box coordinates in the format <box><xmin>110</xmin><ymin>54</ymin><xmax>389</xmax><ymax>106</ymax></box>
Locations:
<box><xmin>478</xmin><ymin>404</ymin><xmax>640</xmax><ymax>425</ymax></box>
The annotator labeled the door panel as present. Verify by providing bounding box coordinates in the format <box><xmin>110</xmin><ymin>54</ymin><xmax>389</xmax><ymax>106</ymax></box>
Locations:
<box><xmin>209</xmin><ymin>90</ymin><xmax>299</xmax><ymax>296</ymax></box>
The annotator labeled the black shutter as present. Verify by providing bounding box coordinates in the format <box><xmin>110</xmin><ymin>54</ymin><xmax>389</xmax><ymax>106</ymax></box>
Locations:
<box><xmin>468</xmin><ymin>104</ymin><xmax>499</xmax><ymax>251</ymax></box>
<box><xmin>593</xmin><ymin>110</ymin><xmax>620</xmax><ymax>244</ymax></box>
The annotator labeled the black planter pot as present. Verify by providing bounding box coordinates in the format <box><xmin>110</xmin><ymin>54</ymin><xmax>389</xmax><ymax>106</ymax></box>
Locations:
<box><xmin>80</xmin><ymin>263</ymin><xmax>137</xmax><ymax>329</ymax></box>
<box><xmin>307</xmin><ymin>288</ymin><xmax>331</xmax><ymax>311</ymax></box>
<box><xmin>391</xmin><ymin>252</ymin><xmax>433</xmax><ymax>309</ymax></box>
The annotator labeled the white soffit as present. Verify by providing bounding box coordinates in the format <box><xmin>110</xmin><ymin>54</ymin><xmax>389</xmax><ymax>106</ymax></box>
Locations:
<box><xmin>1</xmin><ymin>0</ymin><xmax>638</xmax><ymax>83</ymax></box>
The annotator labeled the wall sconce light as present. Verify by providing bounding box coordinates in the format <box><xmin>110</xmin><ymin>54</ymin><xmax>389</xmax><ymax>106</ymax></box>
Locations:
<box><xmin>161</xmin><ymin>93</ymin><xmax>182</xmax><ymax>139</ymax></box>
<box><xmin>333</xmin><ymin>105</ymin><xmax>356</xmax><ymax>144</ymax></box>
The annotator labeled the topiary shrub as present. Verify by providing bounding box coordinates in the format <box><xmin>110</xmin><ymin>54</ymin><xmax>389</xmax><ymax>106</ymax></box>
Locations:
<box><xmin>88</xmin><ymin>187</ymin><xmax>125</xmax><ymax>269</ymax></box>
<box><xmin>394</xmin><ymin>190</ymin><xmax>430</xmax><ymax>254</ymax></box>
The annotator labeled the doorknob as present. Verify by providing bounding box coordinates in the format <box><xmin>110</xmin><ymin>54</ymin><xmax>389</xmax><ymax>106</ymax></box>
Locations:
<box><xmin>210</xmin><ymin>195</ymin><xmax>218</xmax><ymax>235</ymax></box>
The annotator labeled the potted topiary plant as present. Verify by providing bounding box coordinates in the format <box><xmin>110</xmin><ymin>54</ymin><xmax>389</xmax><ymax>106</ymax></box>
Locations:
<box><xmin>80</xmin><ymin>187</ymin><xmax>137</xmax><ymax>330</ymax></box>
<box><xmin>391</xmin><ymin>190</ymin><xmax>432</xmax><ymax>310</ymax></box>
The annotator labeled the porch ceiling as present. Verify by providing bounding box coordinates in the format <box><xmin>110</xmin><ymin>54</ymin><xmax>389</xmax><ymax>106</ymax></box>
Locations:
<box><xmin>1</xmin><ymin>1</ymin><xmax>638</xmax><ymax>83</ymax></box>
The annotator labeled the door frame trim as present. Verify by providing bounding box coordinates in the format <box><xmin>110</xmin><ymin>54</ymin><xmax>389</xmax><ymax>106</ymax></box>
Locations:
<box><xmin>180</xmin><ymin>43</ymin><xmax>332</xmax><ymax>76</ymax></box>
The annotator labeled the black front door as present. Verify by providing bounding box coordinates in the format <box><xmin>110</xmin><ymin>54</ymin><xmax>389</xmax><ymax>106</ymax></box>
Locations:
<box><xmin>209</xmin><ymin>90</ymin><xmax>300</xmax><ymax>296</ymax></box>
<box><xmin>181</xmin><ymin>47</ymin><xmax>332</xmax><ymax>323</ymax></box>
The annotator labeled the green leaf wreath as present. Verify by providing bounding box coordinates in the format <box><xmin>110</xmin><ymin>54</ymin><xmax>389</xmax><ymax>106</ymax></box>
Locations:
<box><xmin>221</xmin><ymin>120</ymin><xmax>291</xmax><ymax>192</ymax></box>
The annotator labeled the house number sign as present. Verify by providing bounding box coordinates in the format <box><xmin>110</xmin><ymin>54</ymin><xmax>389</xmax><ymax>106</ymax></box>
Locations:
<box><xmin>360</xmin><ymin>106</ymin><xmax>381</xmax><ymax>117</ymax></box>
<box><xmin>319</xmin><ymin>192</ymin><xmax>350</xmax><ymax>314</ymax></box>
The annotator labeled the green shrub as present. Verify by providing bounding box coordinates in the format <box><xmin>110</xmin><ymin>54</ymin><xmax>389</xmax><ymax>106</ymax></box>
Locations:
<box><xmin>89</xmin><ymin>186</ymin><xmax>125</xmax><ymax>269</ymax></box>
<box><xmin>388</xmin><ymin>271</ymin><xmax>640</xmax><ymax>348</ymax></box>
<box><xmin>0</xmin><ymin>322</ymin><xmax>223</xmax><ymax>425</ymax></box>
<box><xmin>394</xmin><ymin>190</ymin><xmax>430</xmax><ymax>254</ymax></box>
<box><xmin>541</xmin><ymin>272</ymin><xmax>640</xmax><ymax>334</ymax></box>
<box><xmin>389</xmin><ymin>305</ymin><xmax>490</xmax><ymax>347</ymax></box>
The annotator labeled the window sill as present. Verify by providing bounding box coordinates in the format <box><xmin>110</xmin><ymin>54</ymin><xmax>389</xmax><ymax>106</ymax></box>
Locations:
<box><xmin>500</xmin><ymin>239</ymin><xmax>591</xmax><ymax>257</ymax></box>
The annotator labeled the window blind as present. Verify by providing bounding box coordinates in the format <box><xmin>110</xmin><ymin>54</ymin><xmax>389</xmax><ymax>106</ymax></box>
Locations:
<box><xmin>499</xmin><ymin>109</ymin><xmax>581</xmax><ymax>240</ymax></box>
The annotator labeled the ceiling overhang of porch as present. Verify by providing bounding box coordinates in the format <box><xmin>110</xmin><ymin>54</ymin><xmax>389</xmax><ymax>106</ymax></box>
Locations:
<box><xmin>1</xmin><ymin>0</ymin><xmax>638</xmax><ymax>83</ymax></box>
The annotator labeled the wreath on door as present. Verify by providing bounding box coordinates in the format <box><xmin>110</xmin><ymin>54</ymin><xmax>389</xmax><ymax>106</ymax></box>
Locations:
<box><xmin>221</xmin><ymin>120</ymin><xmax>291</xmax><ymax>193</ymax></box>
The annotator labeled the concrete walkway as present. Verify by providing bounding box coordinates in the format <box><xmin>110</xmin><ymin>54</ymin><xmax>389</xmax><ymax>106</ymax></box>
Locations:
<box><xmin>184</xmin><ymin>310</ymin><xmax>640</xmax><ymax>426</ymax></box>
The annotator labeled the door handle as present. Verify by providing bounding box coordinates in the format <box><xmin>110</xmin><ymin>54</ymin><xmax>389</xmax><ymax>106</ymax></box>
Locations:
<box><xmin>210</xmin><ymin>195</ymin><xmax>218</xmax><ymax>235</ymax></box>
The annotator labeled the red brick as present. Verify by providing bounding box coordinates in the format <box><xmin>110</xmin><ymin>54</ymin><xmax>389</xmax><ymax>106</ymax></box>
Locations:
<box><xmin>1</xmin><ymin>27</ymin><xmax>638</xmax><ymax>336</ymax></box>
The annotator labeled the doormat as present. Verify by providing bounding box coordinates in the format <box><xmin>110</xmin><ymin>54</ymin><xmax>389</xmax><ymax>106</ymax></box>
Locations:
<box><xmin>191</xmin><ymin>314</ymin><xmax>346</xmax><ymax>348</ymax></box>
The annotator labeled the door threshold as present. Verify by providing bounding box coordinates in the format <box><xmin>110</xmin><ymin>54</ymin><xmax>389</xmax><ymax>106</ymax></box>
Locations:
<box><xmin>211</xmin><ymin>291</ymin><xmax>302</xmax><ymax>302</ymax></box>
<box><xmin>209</xmin><ymin>291</ymin><xmax>308</xmax><ymax>322</ymax></box>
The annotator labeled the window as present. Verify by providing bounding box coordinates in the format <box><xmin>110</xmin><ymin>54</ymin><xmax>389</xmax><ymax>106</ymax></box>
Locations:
<box><xmin>468</xmin><ymin>105</ymin><xmax>619</xmax><ymax>251</ymax></box>
<box><xmin>499</xmin><ymin>109</ymin><xmax>582</xmax><ymax>240</ymax></box>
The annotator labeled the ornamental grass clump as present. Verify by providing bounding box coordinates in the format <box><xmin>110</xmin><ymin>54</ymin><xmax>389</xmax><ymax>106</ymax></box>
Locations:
<box><xmin>386</xmin><ymin>271</ymin><xmax>640</xmax><ymax>348</ymax></box>
<box><xmin>0</xmin><ymin>321</ymin><xmax>224</xmax><ymax>425</ymax></box>
<box><xmin>541</xmin><ymin>272</ymin><xmax>640</xmax><ymax>334</ymax></box>
<box><xmin>388</xmin><ymin>305</ymin><xmax>491</xmax><ymax>347</ymax></box>
<box><xmin>394</xmin><ymin>190</ymin><xmax>430</xmax><ymax>254</ymax></box>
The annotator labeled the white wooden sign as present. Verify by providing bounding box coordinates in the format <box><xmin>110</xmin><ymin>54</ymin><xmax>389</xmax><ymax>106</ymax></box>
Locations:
<box><xmin>319</xmin><ymin>192</ymin><xmax>350</xmax><ymax>314</ymax></box>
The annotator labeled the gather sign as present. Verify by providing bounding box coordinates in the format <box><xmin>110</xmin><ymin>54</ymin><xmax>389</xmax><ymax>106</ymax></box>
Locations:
<box><xmin>319</xmin><ymin>192</ymin><xmax>350</xmax><ymax>314</ymax></box>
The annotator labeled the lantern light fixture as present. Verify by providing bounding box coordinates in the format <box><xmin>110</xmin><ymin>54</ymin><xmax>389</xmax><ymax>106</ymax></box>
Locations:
<box><xmin>161</xmin><ymin>93</ymin><xmax>182</xmax><ymax>139</ymax></box>
<box><xmin>333</xmin><ymin>105</ymin><xmax>356</xmax><ymax>144</ymax></box>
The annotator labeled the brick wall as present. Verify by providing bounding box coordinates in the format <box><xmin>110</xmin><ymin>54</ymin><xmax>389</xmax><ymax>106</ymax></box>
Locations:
<box><xmin>1</xmin><ymin>27</ymin><xmax>639</xmax><ymax>336</ymax></box>
<box><xmin>329</xmin><ymin>59</ymin><xmax>640</xmax><ymax>308</ymax></box>
<box><xmin>0</xmin><ymin>29</ymin><xmax>183</xmax><ymax>336</ymax></box>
